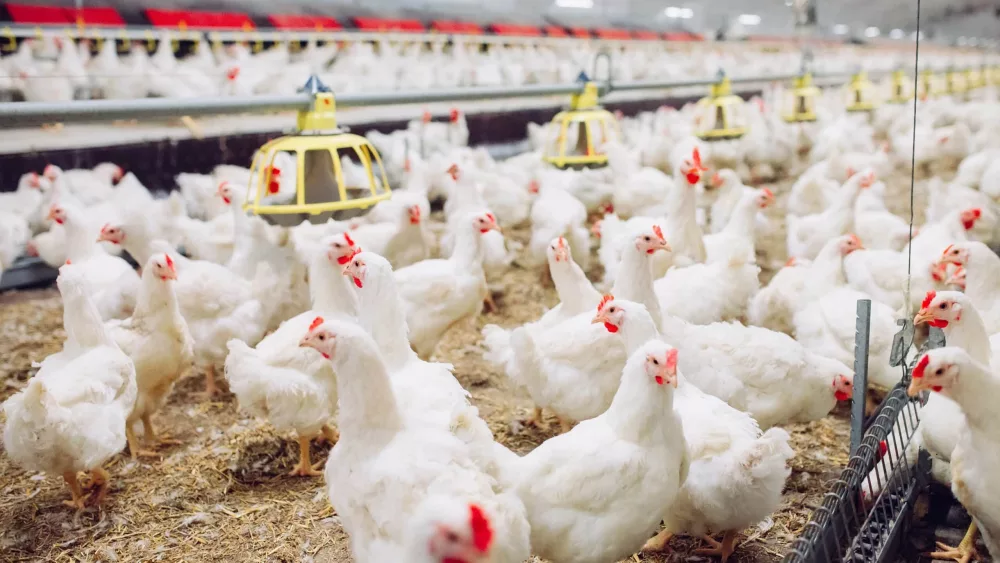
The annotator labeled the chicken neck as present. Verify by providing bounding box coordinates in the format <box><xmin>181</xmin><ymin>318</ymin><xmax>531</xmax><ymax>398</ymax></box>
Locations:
<box><xmin>549</xmin><ymin>256</ymin><xmax>596</xmax><ymax>316</ymax></box>
<box><xmin>332</xmin><ymin>335</ymin><xmax>404</xmax><ymax>436</ymax></box>
<box><xmin>720</xmin><ymin>190</ymin><xmax>759</xmax><ymax>240</ymax></box>
<box><xmin>941</xmin><ymin>307</ymin><xmax>992</xmax><ymax>366</ymax></box>
<box><xmin>963</xmin><ymin>245</ymin><xmax>1000</xmax><ymax>313</ymax></box>
<box><xmin>946</xmin><ymin>358</ymin><xmax>1000</xmax><ymax>435</ymax></box>
<box><xmin>450</xmin><ymin>220</ymin><xmax>487</xmax><ymax>274</ymax></box>
<box><xmin>308</xmin><ymin>251</ymin><xmax>358</xmax><ymax>318</ymax></box>
<box><xmin>612</xmin><ymin>245</ymin><xmax>662</xmax><ymax>333</ymax></box>
<box><xmin>62</xmin><ymin>205</ymin><xmax>103</xmax><ymax>261</ymax></box>
<box><xmin>357</xmin><ymin>258</ymin><xmax>417</xmax><ymax>372</ymax></box>
<box><xmin>603</xmin><ymin>352</ymin><xmax>678</xmax><ymax>443</ymax></box>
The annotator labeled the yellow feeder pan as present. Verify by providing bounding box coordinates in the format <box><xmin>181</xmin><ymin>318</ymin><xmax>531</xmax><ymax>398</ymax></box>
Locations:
<box><xmin>542</xmin><ymin>81</ymin><xmax>620</xmax><ymax>170</ymax></box>
<box><xmin>695</xmin><ymin>71</ymin><xmax>748</xmax><ymax>141</ymax></box>
<box><xmin>243</xmin><ymin>76</ymin><xmax>391</xmax><ymax>222</ymax></box>
<box><xmin>782</xmin><ymin>72</ymin><xmax>820</xmax><ymax>123</ymax></box>
<box><xmin>886</xmin><ymin>69</ymin><xmax>913</xmax><ymax>104</ymax></box>
<box><xmin>845</xmin><ymin>70</ymin><xmax>878</xmax><ymax>113</ymax></box>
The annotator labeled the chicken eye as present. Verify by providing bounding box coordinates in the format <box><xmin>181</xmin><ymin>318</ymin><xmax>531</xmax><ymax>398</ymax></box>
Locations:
<box><xmin>652</xmin><ymin>358</ymin><xmax>659</xmax><ymax>365</ymax></box>
<box><xmin>935</xmin><ymin>368</ymin><xmax>943</xmax><ymax>375</ymax></box>
<box><xmin>318</xmin><ymin>335</ymin><xmax>326</xmax><ymax>341</ymax></box>
<box><xmin>939</xmin><ymin>303</ymin><xmax>947</xmax><ymax>309</ymax></box>
<box><xmin>445</xmin><ymin>531</ymin><xmax>459</xmax><ymax>543</ymax></box>
<box><xmin>643</xmin><ymin>236</ymin><xmax>651</xmax><ymax>241</ymax></box>
<box><xmin>354</xmin><ymin>261</ymin><xmax>360</xmax><ymax>267</ymax></box>
<box><xmin>609</xmin><ymin>307</ymin><xmax>616</xmax><ymax>312</ymax></box>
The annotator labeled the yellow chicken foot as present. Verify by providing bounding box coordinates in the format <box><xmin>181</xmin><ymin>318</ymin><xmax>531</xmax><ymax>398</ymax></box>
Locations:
<box><xmin>141</xmin><ymin>414</ymin><xmax>182</xmax><ymax>447</ymax></box>
<box><xmin>641</xmin><ymin>529</ymin><xmax>674</xmax><ymax>553</ymax></box>
<box><xmin>694</xmin><ymin>531</ymin><xmax>739</xmax><ymax>563</ymax></box>
<box><xmin>61</xmin><ymin>471</ymin><xmax>90</xmax><ymax>510</ymax></box>
<box><xmin>289</xmin><ymin>436</ymin><xmax>323</xmax><ymax>477</ymax></box>
<box><xmin>88</xmin><ymin>467</ymin><xmax>111</xmax><ymax>507</ymax></box>
<box><xmin>125</xmin><ymin>423</ymin><xmax>160</xmax><ymax>459</ymax></box>
<box><xmin>928</xmin><ymin>521</ymin><xmax>978</xmax><ymax>563</ymax></box>
<box><xmin>521</xmin><ymin>406</ymin><xmax>546</xmax><ymax>428</ymax></box>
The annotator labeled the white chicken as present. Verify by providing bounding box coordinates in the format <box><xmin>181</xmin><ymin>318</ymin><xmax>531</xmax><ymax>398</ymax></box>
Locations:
<box><xmin>105</xmin><ymin>254</ymin><xmax>193</xmax><ymax>458</ymax></box>
<box><xmin>507</xmin><ymin>340</ymin><xmax>688</xmax><ymax>563</ymax></box>
<box><xmin>786</xmin><ymin>170</ymin><xmax>875</xmax><ymax>260</ymax></box>
<box><xmin>937</xmin><ymin>241</ymin><xmax>1000</xmax><ymax>333</ymax></box>
<box><xmin>299</xmin><ymin>320</ymin><xmax>530</xmax><ymax>563</ymax></box>
<box><xmin>2</xmin><ymin>265</ymin><xmax>137</xmax><ymax>510</ymax></box>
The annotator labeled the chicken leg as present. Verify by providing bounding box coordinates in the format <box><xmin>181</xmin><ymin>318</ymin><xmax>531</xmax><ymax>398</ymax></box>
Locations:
<box><xmin>928</xmin><ymin>521</ymin><xmax>978</xmax><ymax>563</ymax></box>
<box><xmin>521</xmin><ymin>406</ymin><xmax>546</xmax><ymax>429</ymax></box>
<box><xmin>641</xmin><ymin>529</ymin><xmax>674</xmax><ymax>553</ymax></box>
<box><xmin>62</xmin><ymin>471</ymin><xmax>90</xmax><ymax>510</ymax></box>
<box><xmin>142</xmin><ymin>413</ymin><xmax>182</xmax><ymax>448</ymax></box>
<box><xmin>320</xmin><ymin>424</ymin><xmax>340</xmax><ymax>445</ymax></box>
<box><xmin>483</xmin><ymin>292</ymin><xmax>498</xmax><ymax>314</ymax></box>
<box><xmin>88</xmin><ymin>467</ymin><xmax>111</xmax><ymax>507</ymax></box>
<box><xmin>203</xmin><ymin>365</ymin><xmax>221</xmax><ymax>399</ymax></box>
<box><xmin>125</xmin><ymin>423</ymin><xmax>160</xmax><ymax>459</ymax></box>
<box><xmin>288</xmin><ymin>435</ymin><xmax>323</xmax><ymax>477</ymax></box>
<box><xmin>557</xmin><ymin>415</ymin><xmax>573</xmax><ymax>434</ymax></box>
<box><xmin>694</xmin><ymin>530</ymin><xmax>739</xmax><ymax>563</ymax></box>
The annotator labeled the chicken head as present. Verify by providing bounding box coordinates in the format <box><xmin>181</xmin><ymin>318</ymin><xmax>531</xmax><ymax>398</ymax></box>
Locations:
<box><xmin>939</xmin><ymin>243</ymin><xmax>970</xmax><ymax>267</ymax></box>
<box><xmin>217</xmin><ymin>181</ymin><xmax>234</xmax><ymax>205</ymax></box>
<box><xmin>832</xmin><ymin>373</ymin><xmax>854</xmax><ymax>401</ymax></box>
<box><xmin>907</xmin><ymin>350</ymin><xmax>963</xmax><ymax>397</ymax></box>
<box><xmin>408</xmin><ymin>204</ymin><xmax>422</xmax><ymax>225</ymax></box>
<box><xmin>423</xmin><ymin>502</ymin><xmax>493</xmax><ymax>563</ymax></box>
<box><xmin>46</xmin><ymin>203</ymin><xmax>67</xmax><ymax>225</ymax></box>
<box><xmin>97</xmin><ymin>223</ymin><xmax>125</xmax><ymax>245</ymax></box>
<box><xmin>757</xmin><ymin>187</ymin><xmax>775</xmax><ymax>209</ymax></box>
<box><xmin>839</xmin><ymin>234</ymin><xmax>864</xmax><ymax>255</ymax></box>
<box><xmin>914</xmin><ymin>290</ymin><xmax>965</xmax><ymax>329</ymax></box>
<box><xmin>325</xmin><ymin>233</ymin><xmax>358</xmax><ymax>265</ymax></box>
<box><xmin>959</xmin><ymin>208</ymin><xmax>982</xmax><ymax>231</ymax></box>
<box><xmin>946</xmin><ymin>266</ymin><xmax>966</xmax><ymax>290</ymax></box>
<box><xmin>644</xmin><ymin>344</ymin><xmax>679</xmax><ymax>388</ymax></box>
<box><xmin>634</xmin><ymin>225</ymin><xmax>670</xmax><ymax>255</ymax></box>
<box><xmin>342</xmin><ymin>249</ymin><xmax>366</xmax><ymax>288</ymax></box>
<box><xmin>547</xmin><ymin>237</ymin><xmax>570</xmax><ymax>263</ymax></box>
<box><xmin>148</xmin><ymin>253</ymin><xmax>178</xmax><ymax>281</ymax></box>
<box><xmin>591</xmin><ymin>294</ymin><xmax>622</xmax><ymax>333</ymax></box>
<box><xmin>299</xmin><ymin>317</ymin><xmax>336</xmax><ymax>359</ymax></box>
<box><xmin>474</xmin><ymin>212</ymin><xmax>501</xmax><ymax>235</ymax></box>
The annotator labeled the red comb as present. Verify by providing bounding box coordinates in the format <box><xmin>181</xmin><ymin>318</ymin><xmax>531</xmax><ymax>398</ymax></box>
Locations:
<box><xmin>912</xmin><ymin>354</ymin><xmax>929</xmax><ymax>379</ymax></box>
<box><xmin>763</xmin><ymin>187</ymin><xmax>774</xmax><ymax>199</ymax></box>
<box><xmin>485</xmin><ymin>212</ymin><xmax>496</xmax><ymax>224</ymax></box>
<box><xmin>308</xmin><ymin>316</ymin><xmax>324</xmax><ymax>332</ymax></box>
<box><xmin>921</xmin><ymin>290</ymin><xmax>936</xmax><ymax>310</ymax></box>
<box><xmin>557</xmin><ymin>237</ymin><xmax>566</xmax><ymax>248</ymax></box>
<box><xmin>343</xmin><ymin>232</ymin><xmax>355</xmax><ymax>247</ymax></box>
<box><xmin>942</xmin><ymin>244</ymin><xmax>953</xmax><ymax>257</ymax></box>
<box><xmin>449</xmin><ymin>108</ymin><xmax>460</xmax><ymax>122</ymax></box>
<box><xmin>849</xmin><ymin>234</ymin><xmax>862</xmax><ymax>246</ymax></box>
<box><xmin>597</xmin><ymin>293</ymin><xmax>614</xmax><ymax>313</ymax></box>
<box><xmin>652</xmin><ymin>224</ymin><xmax>664</xmax><ymax>242</ymax></box>
<box><xmin>64</xmin><ymin>259</ymin><xmax>71</xmax><ymax>265</ymax></box>
<box><xmin>422</xmin><ymin>110</ymin><xmax>432</xmax><ymax>123</ymax></box>
<box><xmin>665</xmin><ymin>348</ymin><xmax>678</xmax><ymax>370</ymax></box>
<box><xmin>469</xmin><ymin>504</ymin><xmax>493</xmax><ymax>553</ymax></box>
<box><xmin>972</xmin><ymin>208</ymin><xmax>982</xmax><ymax>218</ymax></box>
<box><xmin>692</xmin><ymin>147</ymin><xmax>706</xmax><ymax>170</ymax></box>
<box><xmin>226</xmin><ymin>67</ymin><xmax>240</xmax><ymax>81</ymax></box>
<box><xmin>344</xmin><ymin>247</ymin><xmax>362</xmax><ymax>263</ymax></box>
<box><xmin>846</xmin><ymin>166</ymin><xmax>856</xmax><ymax>178</ymax></box>
<box><xmin>785</xmin><ymin>257</ymin><xmax>797</xmax><ymax>267</ymax></box>
<box><xmin>164</xmin><ymin>254</ymin><xmax>174</xmax><ymax>270</ymax></box>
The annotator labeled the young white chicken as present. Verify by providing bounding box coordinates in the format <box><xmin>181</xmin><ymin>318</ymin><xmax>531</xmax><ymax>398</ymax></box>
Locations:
<box><xmin>786</xmin><ymin>170</ymin><xmax>874</xmax><ymax>260</ymax></box>
<box><xmin>106</xmin><ymin>254</ymin><xmax>194</xmax><ymax>458</ymax></box>
<box><xmin>47</xmin><ymin>202</ymin><xmax>139</xmax><ymax>321</ymax></box>
<box><xmin>224</xmin><ymin>235</ymin><xmax>356</xmax><ymax>476</ymax></box>
<box><xmin>393</xmin><ymin>211</ymin><xmax>501</xmax><ymax>359</ymax></box>
<box><xmin>347</xmin><ymin>201</ymin><xmax>430</xmax><ymax>268</ymax></box>
<box><xmin>507</xmin><ymin>340</ymin><xmax>688</xmax><ymax>563</ymax></box>
<box><xmin>593</xmin><ymin>298</ymin><xmax>794</xmax><ymax>562</ymax></box>
<box><xmin>299</xmin><ymin>320</ymin><xmax>530</xmax><ymax>563</ymax></box>
<box><xmin>2</xmin><ymin>265</ymin><xmax>137</xmax><ymax>510</ymax></box>
<box><xmin>937</xmin><ymin>241</ymin><xmax>1000</xmax><ymax>334</ymax></box>
<box><xmin>703</xmin><ymin>186</ymin><xmax>774</xmax><ymax>264</ymax></box>
<box><xmin>907</xmin><ymin>348</ymin><xmax>1000</xmax><ymax>563</ymax></box>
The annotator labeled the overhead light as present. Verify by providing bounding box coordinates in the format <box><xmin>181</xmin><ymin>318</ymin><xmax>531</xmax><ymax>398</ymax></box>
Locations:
<box><xmin>957</xmin><ymin>36</ymin><xmax>968</xmax><ymax>46</ymax></box>
<box><xmin>889</xmin><ymin>28</ymin><xmax>904</xmax><ymax>39</ymax></box>
<box><xmin>864</xmin><ymin>26</ymin><xmax>880</xmax><ymax>38</ymax></box>
<box><xmin>664</xmin><ymin>6</ymin><xmax>693</xmax><ymax>18</ymax></box>
<box><xmin>555</xmin><ymin>0</ymin><xmax>593</xmax><ymax>8</ymax></box>
<box><xmin>968</xmin><ymin>38</ymin><xmax>979</xmax><ymax>46</ymax></box>
<box><xmin>738</xmin><ymin>14</ymin><xmax>761</xmax><ymax>26</ymax></box>
<box><xmin>833</xmin><ymin>24</ymin><xmax>849</xmax><ymax>35</ymax></box>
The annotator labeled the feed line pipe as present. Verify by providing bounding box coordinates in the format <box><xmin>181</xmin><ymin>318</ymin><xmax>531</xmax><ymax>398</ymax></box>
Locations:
<box><xmin>0</xmin><ymin>68</ymin><xmax>950</xmax><ymax>129</ymax></box>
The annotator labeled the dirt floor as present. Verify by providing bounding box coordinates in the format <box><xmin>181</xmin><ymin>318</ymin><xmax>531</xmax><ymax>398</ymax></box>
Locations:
<box><xmin>0</xmin><ymin>216</ymin><xmax>855</xmax><ymax>563</ymax></box>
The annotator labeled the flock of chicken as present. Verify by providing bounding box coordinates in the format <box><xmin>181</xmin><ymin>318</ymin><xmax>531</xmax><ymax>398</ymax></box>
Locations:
<box><xmin>3</xmin><ymin>57</ymin><xmax>1000</xmax><ymax>563</ymax></box>
<box><xmin>3</xmin><ymin>32</ymin><xmax>982</xmax><ymax>104</ymax></box>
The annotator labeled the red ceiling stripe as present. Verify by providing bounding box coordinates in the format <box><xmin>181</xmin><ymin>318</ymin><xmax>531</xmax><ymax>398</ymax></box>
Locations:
<box><xmin>268</xmin><ymin>14</ymin><xmax>342</xmax><ymax>31</ymax></box>
<box><xmin>569</xmin><ymin>27</ymin><xmax>591</xmax><ymax>38</ymax></box>
<box><xmin>633</xmin><ymin>30</ymin><xmax>660</xmax><ymax>41</ymax></box>
<box><xmin>6</xmin><ymin>3</ymin><xmax>71</xmax><ymax>24</ymax></box>
<box><xmin>146</xmin><ymin>8</ymin><xmax>254</xmax><ymax>29</ymax></box>
<box><xmin>353</xmin><ymin>17</ymin><xmax>425</xmax><ymax>32</ymax></box>
<box><xmin>544</xmin><ymin>25</ymin><xmax>569</xmax><ymax>37</ymax></box>
<box><xmin>491</xmin><ymin>24</ymin><xmax>542</xmax><ymax>37</ymax></box>
<box><xmin>431</xmin><ymin>20</ymin><xmax>483</xmax><ymax>35</ymax></box>
<box><xmin>595</xmin><ymin>28</ymin><xmax>631</xmax><ymax>40</ymax></box>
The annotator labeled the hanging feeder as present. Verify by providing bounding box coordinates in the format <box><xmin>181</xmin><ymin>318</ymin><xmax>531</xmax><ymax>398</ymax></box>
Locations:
<box><xmin>782</xmin><ymin>71</ymin><xmax>819</xmax><ymax>123</ymax></box>
<box><xmin>244</xmin><ymin>76</ymin><xmax>391</xmax><ymax>224</ymax></box>
<box><xmin>694</xmin><ymin>70</ymin><xmax>748</xmax><ymax>141</ymax></box>
<box><xmin>845</xmin><ymin>70</ymin><xmax>878</xmax><ymax>113</ymax></box>
<box><xmin>885</xmin><ymin>68</ymin><xmax>912</xmax><ymax>104</ymax></box>
<box><xmin>541</xmin><ymin>75</ymin><xmax>620</xmax><ymax>170</ymax></box>
<box><xmin>918</xmin><ymin>69</ymin><xmax>942</xmax><ymax>99</ymax></box>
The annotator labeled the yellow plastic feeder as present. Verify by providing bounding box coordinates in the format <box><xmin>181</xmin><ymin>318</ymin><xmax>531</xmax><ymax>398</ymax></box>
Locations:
<box><xmin>845</xmin><ymin>70</ymin><xmax>878</xmax><ymax>113</ymax></box>
<box><xmin>885</xmin><ymin>69</ymin><xmax>912</xmax><ymax>104</ymax></box>
<box><xmin>782</xmin><ymin>72</ymin><xmax>819</xmax><ymax>123</ymax></box>
<box><xmin>694</xmin><ymin>70</ymin><xmax>748</xmax><ymax>141</ymax></box>
<box><xmin>244</xmin><ymin>76</ymin><xmax>391</xmax><ymax>223</ymax></box>
<box><xmin>542</xmin><ymin>80</ymin><xmax>620</xmax><ymax>170</ymax></box>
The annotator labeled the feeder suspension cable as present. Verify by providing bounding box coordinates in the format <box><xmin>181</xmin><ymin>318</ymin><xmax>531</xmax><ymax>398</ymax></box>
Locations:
<box><xmin>904</xmin><ymin>0</ymin><xmax>922</xmax><ymax>319</ymax></box>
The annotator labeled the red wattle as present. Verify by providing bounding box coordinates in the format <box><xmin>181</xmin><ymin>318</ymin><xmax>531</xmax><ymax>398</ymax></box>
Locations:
<box><xmin>929</xmin><ymin>319</ymin><xmax>949</xmax><ymax>328</ymax></box>
<box><xmin>336</xmin><ymin>256</ymin><xmax>350</xmax><ymax>265</ymax></box>
<box><xmin>835</xmin><ymin>390</ymin><xmax>851</xmax><ymax>401</ymax></box>
<box><xmin>686</xmin><ymin>172</ymin><xmax>700</xmax><ymax>185</ymax></box>
<box><xmin>353</xmin><ymin>277</ymin><xmax>363</xmax><ymax>288</ymax></box>
<box><xmin>604</xmin><ymin>322</ymin><xmax>619</xmax><ymax>333</ymax></box>
<box><xmin>655</xmin><ymin>375</ymin><xmax>664</xmax><ymax>386</ymax></box>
